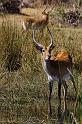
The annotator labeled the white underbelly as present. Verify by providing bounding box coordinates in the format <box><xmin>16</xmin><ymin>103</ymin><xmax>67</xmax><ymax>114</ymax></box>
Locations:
<box><xmin>62</xmin><ymin>73</ymin><xmax>71</xmax><ymax>81</ymax></box>
<box><xmin>47</xmin><ymin>73</ymin><xmax>71</xmax><ymax>82</ymax></box>
<box><xmin>48</xmin><ymin>74</ymin><xmax>59</xmax><ymax>82</ymax></box>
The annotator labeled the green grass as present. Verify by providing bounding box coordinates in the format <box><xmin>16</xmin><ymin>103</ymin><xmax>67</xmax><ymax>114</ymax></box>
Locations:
<box><xmin>0</xmin><ymin>14</ymin><xmax>82</xmax><ymax>124</ymax></box>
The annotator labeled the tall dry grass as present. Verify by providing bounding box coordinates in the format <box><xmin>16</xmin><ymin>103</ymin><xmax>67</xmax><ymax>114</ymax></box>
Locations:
<box><xmin>0</xmin><ymin>14</ymin><xmax>82</xmax><ymax>123</ymax></box>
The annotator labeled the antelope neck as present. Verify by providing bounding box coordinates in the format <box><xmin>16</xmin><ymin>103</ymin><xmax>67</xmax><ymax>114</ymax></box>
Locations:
<box><xmin>42</xmin><ymin>59</ymin><xmax>54</xmax><ymax>74</ymax></box>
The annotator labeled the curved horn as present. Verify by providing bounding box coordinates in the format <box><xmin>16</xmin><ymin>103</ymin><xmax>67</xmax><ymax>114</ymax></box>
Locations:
<box><xmin>47</xmin><ymin>26</ymin><xmax>55</xmax><ymax>48</ymax></box>
<box><xmin>32</xmin><ymin>30</ymin><xmax>43</xmax><ymax>52</ymax></box>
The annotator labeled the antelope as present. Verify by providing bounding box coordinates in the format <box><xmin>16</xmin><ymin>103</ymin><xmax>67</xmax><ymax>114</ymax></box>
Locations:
<box><xmin>32</xmin><ymin>27</ymin><xmax>77</xmax><ymax>115</ymax></box>
<box><xmin>22</xmin><ymin>6</ymin><xmax>54</xmax><ymax>33</ymax></box>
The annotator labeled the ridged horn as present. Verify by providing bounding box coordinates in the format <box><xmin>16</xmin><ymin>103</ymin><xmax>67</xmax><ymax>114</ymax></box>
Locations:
<box><xmin>32</xmin><ymin>30</ymin><xmax>43</xmax><ymax>52</ymax></box>
<box><xmin>47</xmin><ymin>26</ymin><xmax>55</xmax><ymax>48</ymax></box>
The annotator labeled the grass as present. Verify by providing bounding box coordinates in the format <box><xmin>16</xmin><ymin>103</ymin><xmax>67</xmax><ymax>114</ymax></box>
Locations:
<box><xmin>0</xmin><ymin>13</ymin><xmax>82</xmax><ymax>124</ymax></box>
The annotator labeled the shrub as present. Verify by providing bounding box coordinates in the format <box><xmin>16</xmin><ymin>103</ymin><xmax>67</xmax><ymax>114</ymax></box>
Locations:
<box><xmin>2</xmin><ymin>0</ymin><xmax>21</xmax><ymax>13</ymax></box>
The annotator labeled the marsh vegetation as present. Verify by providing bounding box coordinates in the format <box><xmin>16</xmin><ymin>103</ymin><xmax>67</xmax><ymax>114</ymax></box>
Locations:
<box><xmin>0</xmin><ymin>8</ymin><xmax>82</xmax><ymax>124</ymax></box>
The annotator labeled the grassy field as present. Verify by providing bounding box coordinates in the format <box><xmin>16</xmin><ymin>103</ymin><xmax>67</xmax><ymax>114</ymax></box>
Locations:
<box><xmin>0</xmin><ymin>11</ymin><xmax>82</xmax><ymax>124</ymax></box>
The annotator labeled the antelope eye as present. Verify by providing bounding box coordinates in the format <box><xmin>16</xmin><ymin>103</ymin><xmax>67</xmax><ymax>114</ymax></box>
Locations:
<box><xmin>42</xmin><ymin>49</ymin><xmax>45</xmax><ymax>52</ymax></box>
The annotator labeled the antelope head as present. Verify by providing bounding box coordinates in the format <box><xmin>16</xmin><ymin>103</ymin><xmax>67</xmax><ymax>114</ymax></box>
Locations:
<box><xmin>32</xmin><ymin>27</ymin><xmax>55</xmax><ymax>60</ymax></box>
<box><xmin>42</xmin><ymin>6</ymin><xmax>54</xmax><ymax>16</ymax></box>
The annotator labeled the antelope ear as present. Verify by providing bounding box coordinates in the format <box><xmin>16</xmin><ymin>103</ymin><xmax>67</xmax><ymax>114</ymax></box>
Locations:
<box><xmin>35</xmin><ymin>44</ymin><xmax>43</xmax><ymax>52</ymax></box>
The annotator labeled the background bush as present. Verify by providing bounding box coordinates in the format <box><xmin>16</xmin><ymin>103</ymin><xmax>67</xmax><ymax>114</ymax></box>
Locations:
<box><xmin>0</xmin><ymin>0</ymin><xmax>21</xmax><ymax>13</ymax></box>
